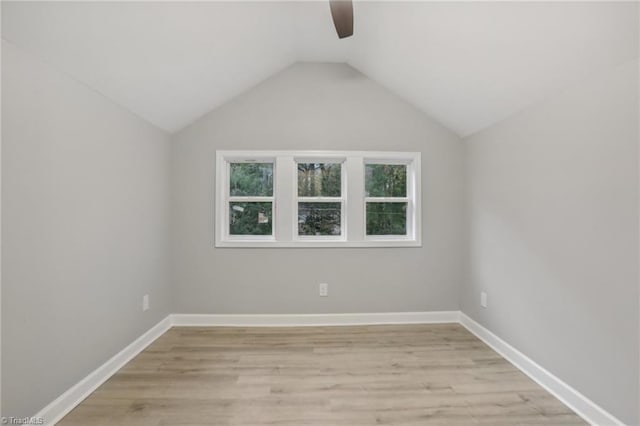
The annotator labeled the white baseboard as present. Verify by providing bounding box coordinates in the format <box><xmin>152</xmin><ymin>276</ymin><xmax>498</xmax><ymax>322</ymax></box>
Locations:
<box><xmin>459</xmin><ymin>313</ymin><xmax>623</xmax><ymax>426</ymax></box>
<box><xmin>170</xmin><ymin>311</ymin><xmax>460</xmax><ymax>327</ymax></box>
<box><xmin>32</xmin><ymin>311</ymin><xmax>623</xmax><ymax>426</ymax></box>
<box><xmin>35</xmin><ymin>315</ymin><xmax>172</xmax><ymax>426</ymax></box>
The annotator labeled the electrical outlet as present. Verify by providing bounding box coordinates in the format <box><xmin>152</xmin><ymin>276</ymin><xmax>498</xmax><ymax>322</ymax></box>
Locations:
<box><xmin>480</xmin><ymin>291</ymin><xmax>488</xmax><ymax>308</ymax></box>
<box><xmin>142</xmin><ymin>294</ymin><xmax>150</xmax><ymax>311</ymax></box>
<box><xmin>319</xmin><ymin>283</ymin><xmax>328</xmax><ymax>297</ymax></box>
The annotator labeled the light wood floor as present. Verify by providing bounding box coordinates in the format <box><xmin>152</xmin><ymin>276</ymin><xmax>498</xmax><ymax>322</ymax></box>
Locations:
<box><xmin>58</xmin><ymin>324</ymin><xmax>585</xmax><ymax>425</ymax></box>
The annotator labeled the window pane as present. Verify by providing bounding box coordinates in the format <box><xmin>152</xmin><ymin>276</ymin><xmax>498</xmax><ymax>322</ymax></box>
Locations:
<box><xmin>230</xmin><ymin>163</ymin><xmax>273</xmax><ymax>196</ymax></box>
<box><xmin>298</xmin><ymin>202</ymin><xmax>341</xmax><ymax>236</ymax></box>
<box><xmin>365</xmin><ymin>164</ymin><xmax>406</xmax><ymax>197</ymax></box>
<box><xmin>297</xmin><ymin>163</ymin><xmax>341</xmax><ymax>197</ymax></box>
<box><xmin>366</xmin><ymin>202</ymin><xmax>407</xmax><ymax>235</ymax></box>
<box><xmin>229</xmin><ymin>202</ymin><xmax>272</xmax><ymax>235</ymax></box>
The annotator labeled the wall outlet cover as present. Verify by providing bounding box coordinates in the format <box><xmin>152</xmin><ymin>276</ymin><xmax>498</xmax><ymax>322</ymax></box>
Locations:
<box><xmin>143</xmin><ymin>294</ymin><xmax>150</xmax><ymax>311</ymax></box>
<box><xmin>319</xmin><ymin>283</ymin><xmax>328</xmax><ymax>297</ymax></box>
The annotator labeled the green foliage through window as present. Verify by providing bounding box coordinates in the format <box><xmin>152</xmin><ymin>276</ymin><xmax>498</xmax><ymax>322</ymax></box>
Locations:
<box><xmin>230</xmin><ymin>163</ymin><xmax>273</xmax><ymax>196</ymax></box>
<box><xmin>365</xmin><ymin>164</ymin><xmax>406</xmax><ymax>197</ymax></box>
<box><xmin>218</xmin><ymin>151</ymin><xmax>419</xmax><ymax>246</ymax></box>
<box><xmin>366</xmin><ymin>202</ymin><xmax>407</xmax><ymax>235</ymax></box>
<box><xmin>298</xmin><ymin>163</ymin><xmax>341</xmax><ymax>197</ymax></box>
<box><xmin>229</xmin><ymin>202</ymin><xmax>272</xmax><ymax>235</ymax></box>
<box><xmin>298</xmin><ymin>202</ymin><xmax>341</xmax><ymax>236</ymax></box>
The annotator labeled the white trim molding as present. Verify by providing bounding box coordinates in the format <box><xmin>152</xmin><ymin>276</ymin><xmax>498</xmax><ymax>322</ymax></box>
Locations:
<box><xmin>34</xmin><ymin>316</ymin><xmax>172</xmax><ymax>426</ymax></box>
<box><xmin>171</xmin><ymin>311</ymin><xmax>459</xmax><ymax>327</ymax></box>
<box><xmin>31</xmin><ymin>311</ymin><xmax>624</xmax><ymax>426</ymax></box>
<box><xmin>459</xmin><ymin>313</ymin><xmax>624</xmax><ymax>426</ymax></box>
<box><xmin>215</xmin><ymin>150</ymin><xmax>422</xmax><ymax>248</ymax></box>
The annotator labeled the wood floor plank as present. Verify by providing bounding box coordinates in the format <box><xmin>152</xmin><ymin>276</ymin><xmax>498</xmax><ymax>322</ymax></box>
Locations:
<box><xmin>57</xmin><ymin>324</ymin><xmax>585</xmax><ymax>425</ymax></box>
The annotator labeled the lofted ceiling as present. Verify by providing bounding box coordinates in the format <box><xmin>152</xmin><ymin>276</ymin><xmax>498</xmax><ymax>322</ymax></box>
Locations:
<box><xmin>2</xmin><ymin>1</ymin><xmax>638</xmax><ymax>136</ymax></box>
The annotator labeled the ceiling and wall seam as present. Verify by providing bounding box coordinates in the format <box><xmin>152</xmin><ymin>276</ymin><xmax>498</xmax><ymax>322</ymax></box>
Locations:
<box><xmin>0</xmin><ymin>37</ymin><xmax>170</xmax><ymax>137</ymax></box>
<box><xmin>3</xmin><ymin>1</ymin><xmax>635</xmax><ymax>137</ymax></box>
<box><xmin>461</xmin><ymin>55</ymin><xmax>640</xmax><ymax>142</ymax></box>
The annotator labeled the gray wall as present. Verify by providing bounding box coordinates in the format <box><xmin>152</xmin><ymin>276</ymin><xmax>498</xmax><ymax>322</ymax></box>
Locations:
<box><xmin>171</xmin><ymin>63</ymin><xmax>466</xmax><ymax>314</ymax></box>
<box><xmin>1</xmin><ymin>41</ymin><xmax>173</xmax><ymax>417</ymax></box>
<box><xmin>462</xmin><ymin>59</ymin><xmax>639</xmax><ymax>425</ymax></box>
<box><xmin>4</xmin><ymin>42</ymin><xmax>635</xmax><ymax>425</ymax></box>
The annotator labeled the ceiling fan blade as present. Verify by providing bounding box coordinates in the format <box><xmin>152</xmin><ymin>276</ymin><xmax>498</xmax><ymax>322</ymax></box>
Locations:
<box><xmin>329</xmin><ymin>0</ymin><xmax>353</xmax><ymax>39</ymax></box>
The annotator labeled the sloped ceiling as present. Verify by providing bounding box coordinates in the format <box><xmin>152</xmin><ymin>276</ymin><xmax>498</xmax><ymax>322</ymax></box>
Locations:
<box><xmin>2</xmin><ymin>1</ymin><xmax>638</xmax><ymax>136</ymax></box>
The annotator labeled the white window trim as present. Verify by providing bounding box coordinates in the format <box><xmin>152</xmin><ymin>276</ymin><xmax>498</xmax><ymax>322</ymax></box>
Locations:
<box><xmin>363</xmin><ymin>157</ymin><xmax>418</xmax><ymax>243</ymax></box>
<box><xmin>215</xmin><ymin>150</ymin><xmax>421</xmax><ymax>248</ymax></box>
<box><xmin>222</xmin><ymin>157</ymin><xmax>276</xmax><ymax>242</ymax></box>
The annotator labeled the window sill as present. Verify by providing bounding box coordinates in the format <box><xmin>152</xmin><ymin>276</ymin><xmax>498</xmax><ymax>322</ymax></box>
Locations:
<box><xmin>215</xmin><ymin>239</ymin><xmax>422</xmax><ymax>248</ymax></box>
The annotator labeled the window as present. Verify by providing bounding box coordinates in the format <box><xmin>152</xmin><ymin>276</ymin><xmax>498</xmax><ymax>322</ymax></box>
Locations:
<box><xmin>227</xmin><ymin>161</ymin><xmax>274</xmax><ymax>238</ymax></box>
<box><xmin>216</xmin><ymin>151</ymin><xmax>421</xmax><ymax>247</ymax></box>
<box><xmin>365</xmin><ymin>163</ymin><xmax>409</xmax><ymax>237</ymax></box>
<box><xmin>297</xmin><ymin>161</ymin><xmax>344</xmax><ymax>238</ymax></box>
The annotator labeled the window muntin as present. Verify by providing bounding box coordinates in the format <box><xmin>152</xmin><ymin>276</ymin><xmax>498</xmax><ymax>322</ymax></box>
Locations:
<box><xmin>215</xmin><ymin>151</ymin><xmax>420</xmax><ymax>247</ymax></box>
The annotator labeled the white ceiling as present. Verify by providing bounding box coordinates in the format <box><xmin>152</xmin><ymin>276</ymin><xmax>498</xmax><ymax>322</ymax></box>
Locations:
<box><xmin>2</xmin><ymin>1</ymin><xmax>638</xmax><ymax>136</ymax></box>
